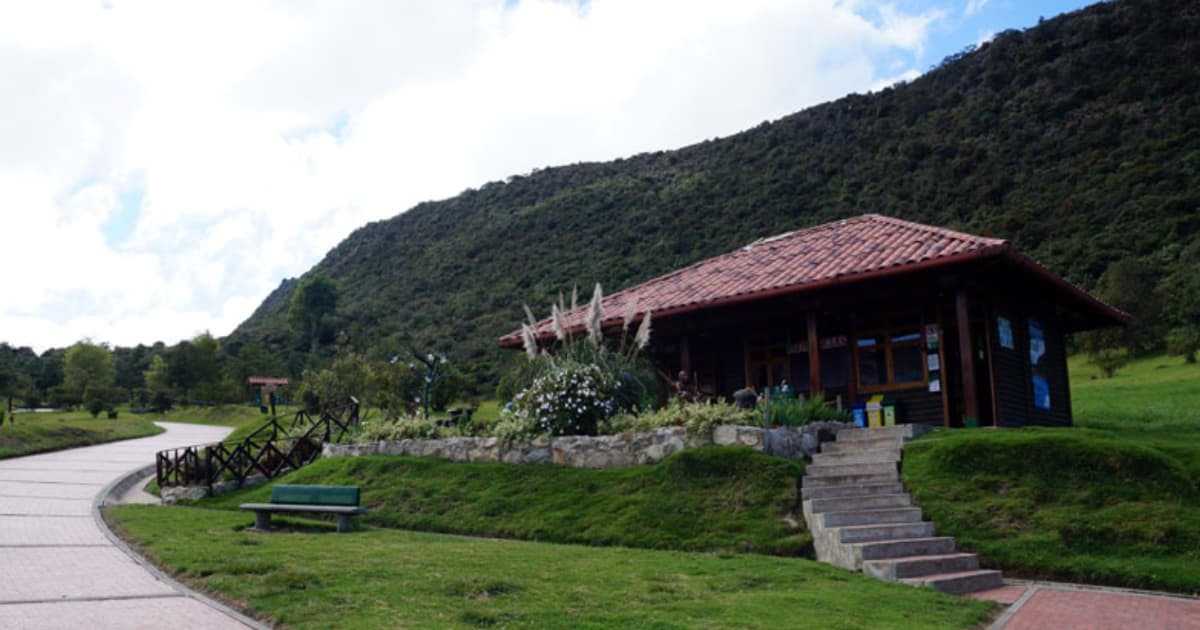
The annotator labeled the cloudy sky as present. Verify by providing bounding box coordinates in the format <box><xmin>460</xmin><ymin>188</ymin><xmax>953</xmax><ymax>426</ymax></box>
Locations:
<box><xmin>0</xmin><ymin>0</ymin><xmax>1094</xmax><ymax>353</ymax></box>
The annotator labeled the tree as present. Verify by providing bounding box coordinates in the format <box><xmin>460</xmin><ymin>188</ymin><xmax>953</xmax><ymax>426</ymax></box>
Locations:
<box><xmin>63</xmin><ymin>341</ymin><xmax>115</xmax><ymax>402</ymax></box>
<box><xmin>297</xmin><ymin>353</ymin><xmax>373</xmax><ymax>412</ymax></box>
<box><xmin>144</xmin><ymin>355</ymin><xmax>171</xmax><ymax>392</ymax></box>
<box><xmin>165</xmin><ymin>333</ymin><xmax>222</xmax><ymax>402</ymax></box>
<box><xmin>1094</xmin><ymin>258</ymin><xmax>1164</xmax><ymax>356</ymax></box>
<box><xmin>1161</xmin><ymin>262</ymin><xmax>1200</xmax><ymax>363</ymax></box>
<box><xmin>288</xmin><ymin>272</ymin><xmax>339</xmax><ymax>352</ymax></box>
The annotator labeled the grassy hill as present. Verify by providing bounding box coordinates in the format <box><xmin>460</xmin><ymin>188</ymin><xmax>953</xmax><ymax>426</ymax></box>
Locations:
<box><xmin>903</xmin><ymin>354</ymin><xmax>1200</xmax><ymax>593</ymax></box>
<box><xmin>196</xmin><ymin>447</ymin><xmax>811</xmax><ymax>556</ymax></box>
<box><xmin>228</xmin><ymin>0</ymin><xmax>1200</xmax><ymax>392</ymax></box>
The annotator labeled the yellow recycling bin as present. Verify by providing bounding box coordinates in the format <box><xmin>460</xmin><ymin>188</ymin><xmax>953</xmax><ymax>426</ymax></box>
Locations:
<box><xmin>866</xmin><ymin>394</ymin><xmax>885</xmax><ymax>428</ymax></box>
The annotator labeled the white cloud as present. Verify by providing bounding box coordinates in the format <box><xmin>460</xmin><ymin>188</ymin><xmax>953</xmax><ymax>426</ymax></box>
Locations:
<box><xmin>0</xmin><ymin>0</ymin><xmax>943</xmax><ymax>353</ymax></box>
<box><xmin>964</xmin><ymin>0</ymin><xmax>989</xmax><ymax>17</ymax></box>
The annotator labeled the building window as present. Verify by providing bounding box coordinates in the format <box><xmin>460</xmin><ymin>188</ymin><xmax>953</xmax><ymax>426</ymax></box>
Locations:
<box><xmin>855</xmin><ymin>323</ymin><xmax>926</xmax><ymax>391</ymax></box>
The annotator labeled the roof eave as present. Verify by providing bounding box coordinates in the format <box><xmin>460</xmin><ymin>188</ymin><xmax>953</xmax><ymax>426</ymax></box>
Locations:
<box><xmin>500</xmin><ymin>244</ymin><xmax>1011</xmax><ymax>347</ymax></box>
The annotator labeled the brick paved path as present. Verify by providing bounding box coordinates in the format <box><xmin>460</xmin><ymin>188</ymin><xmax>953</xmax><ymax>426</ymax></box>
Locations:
<box><xmin>978</xmin><ymin>581</ymin><xmax>1200</xmax><ymax>629</ymax></box>
<box><xmin>0</xmin><ymin>422</ymin><xmax>253</xmax><ymax>629</ymax></box>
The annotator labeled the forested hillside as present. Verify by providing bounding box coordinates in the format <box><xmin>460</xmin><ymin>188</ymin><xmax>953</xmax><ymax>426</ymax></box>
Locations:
<box><xmin>229</xmin><ymin>0</ymin><xmax>1200</xmax><ymax>391</ymax></box>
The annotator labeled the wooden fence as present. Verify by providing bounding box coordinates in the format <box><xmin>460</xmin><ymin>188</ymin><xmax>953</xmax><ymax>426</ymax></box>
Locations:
<box><xmin>155</xmin><ymin>397</ymin><xmax>360</xmax><ymax>491</ymax></box>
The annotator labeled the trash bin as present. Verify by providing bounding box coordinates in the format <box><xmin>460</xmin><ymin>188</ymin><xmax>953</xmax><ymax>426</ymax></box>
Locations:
<box><xmin>851</xmin><ymin>403</ymin><xmax>867</xmax><ymax>428</ymax></box>
<box><xmin>882</xmin><ymin>398</ymin><xmax>897</xmax><ymax>426</ymax></box>
<box><xmin>866</xmin><ymin>394</ymin><xmax>885</xmax><ymax>428</ymax></box>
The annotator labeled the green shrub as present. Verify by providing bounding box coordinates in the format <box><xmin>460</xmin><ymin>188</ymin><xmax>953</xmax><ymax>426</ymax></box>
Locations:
<box><xmin>609</xmin><ymin>399</ymin><xmax>757</xmax><ymax>437</ymax></box>
<box><xmin>85</xmin><ymin>396</ymin><xmax>105</xmax><ymax>418</ymax></box>
<box><xmin>768</xmin><ymin>395</ymin><xmax>848</xmax><ymax>426</ymax></box>
<box><xmin>355</xmin><ymin>418</ymin><xmax>459</xmax><ymax>442</ymax></box>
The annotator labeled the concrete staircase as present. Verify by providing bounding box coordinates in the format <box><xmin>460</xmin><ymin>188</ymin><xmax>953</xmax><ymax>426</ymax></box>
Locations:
<box><xmin>802</xmin><ymin>425</ymin><xmax>1003</xmax><ymax>596</ymax></box>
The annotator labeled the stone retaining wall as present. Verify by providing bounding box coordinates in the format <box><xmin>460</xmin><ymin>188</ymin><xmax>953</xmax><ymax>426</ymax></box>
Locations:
<box><xmin>322</xmin><ymin>421</ymin><xmax>848</xmax><ymax>469</ymax></box>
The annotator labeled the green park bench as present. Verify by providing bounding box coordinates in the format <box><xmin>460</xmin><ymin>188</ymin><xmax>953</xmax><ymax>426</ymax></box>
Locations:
<box><xmin>240</xmin><ymin>484</ymin><xmax>367</xmax><ymax>533</ymax></box>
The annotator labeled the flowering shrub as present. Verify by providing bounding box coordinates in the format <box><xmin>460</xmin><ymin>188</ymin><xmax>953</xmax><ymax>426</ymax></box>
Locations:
<box><xmin>500</xmin><ymin>362</ymin><xmax>618</xmax><ymax>437</ymax></box>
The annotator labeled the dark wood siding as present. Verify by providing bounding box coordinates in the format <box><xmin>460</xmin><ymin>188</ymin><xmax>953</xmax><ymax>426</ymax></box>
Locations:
<box><xmin>887</xmin><ymin>387</ymin><xmax>944</xmax><ymax>426</ymax></box>
<box><xmin>717</xmin><ymin>336</ymin><xmax>745</xmax><ymax>399</ymax></box>
<box><xmin>991</xmin><ymin>310</ymin><xmax>1028</xmax><ymax>428</ymax></box>
<box><xmin>1028</xmin><ymin>314</ymin><xmax>1072</xmax><ymax>427</ymax></box>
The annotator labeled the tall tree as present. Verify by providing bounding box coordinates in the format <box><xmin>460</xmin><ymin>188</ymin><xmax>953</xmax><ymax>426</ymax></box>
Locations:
<box><xmin>144</xmin><ymin>355</ymin><xmax>171</xmax><ymax>392</ymax></box>
<box><xmin>288</xmin><ymin>272</ymin><xmax>339</xmax><ymax>352</ymax></box>
<box><xmin>1161</xmin><ymin>252</ymin><xmax>1200</xmax><ymax>363</ymax></box>
<box><xmin>63</xmin><ymin>341</ymin><xmax>116</xmax><ymax>400</ymax></box>
<box><xmin>165</xmin><ymin>333</ymin><xmax>222</xmax><ymax>401</ymax></box>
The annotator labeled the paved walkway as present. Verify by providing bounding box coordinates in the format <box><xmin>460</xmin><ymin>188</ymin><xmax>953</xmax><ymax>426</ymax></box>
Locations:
<box><xmin>976</xmin><ymin>580</ymin><xmax>1200</xmax><ymax>629</ymax></box>
<box><xmin>0</xmin><ymin>422</ymin><xmax>253</xmax><ymax>629</ymax></box>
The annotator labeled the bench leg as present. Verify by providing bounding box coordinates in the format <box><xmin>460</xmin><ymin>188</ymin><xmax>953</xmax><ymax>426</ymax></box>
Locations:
<box><xmin>254</xmin><ymin>510</ymin><xmax>272</xmax><ymax>531</ymax></box>
<box><xmin>337</xmin><ymin>514</ymin><xmax>352</xmax><ymax>533</ymax></box>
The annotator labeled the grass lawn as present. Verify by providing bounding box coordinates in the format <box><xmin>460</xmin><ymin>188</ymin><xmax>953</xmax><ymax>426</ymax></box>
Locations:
<box><xmin>1070</xmin><ymin>353</ymin><xmax>1200</xmax><ymax>479</ymax></box>
<box><xmin>902</xmin><ymin>353</ymin><xmax>1200</xmax><ymax>594</ymax></box>
<box><xmin>199</xmin><ymin>447</ymin><xmax>812</xmax><ymax>555</ymax></box>
<box><xmin>0</xmin><ymin>409</ymin><xmax>164</xmax><ymax>459</ymax></box>
<box><xmin>106</xmin><ymin>505</ymin><xmax>993</xmax><ymax>629</ymax></box>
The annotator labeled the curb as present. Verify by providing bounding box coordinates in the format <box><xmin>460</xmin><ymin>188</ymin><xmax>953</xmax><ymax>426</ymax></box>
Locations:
<box><xmin>92</xmin><ymin>464</ymin><xmax>270</xmax><ymax>630</ymax></box>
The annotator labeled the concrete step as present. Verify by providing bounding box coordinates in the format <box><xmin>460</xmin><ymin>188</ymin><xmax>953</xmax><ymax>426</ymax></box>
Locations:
<box><xmin>854</xmin><ymin>537</ymin><xmax>957</xmax><ymax>562</ymax></box>
<box><xmin>811</xmin><ymin>450</ymin><xmax>900</xmax><ymax>466</ymax></box>
<box><xmin>863</xmin><ymin>553</ymin><xmax>980</xmax><ymax>581</ymax></box>
<box><xmin>801</xmin><ymin>482</ymin><xmax>904</xmax><ymax>500</ymax></box>
<box><xmin>807</xmin><ymin>493</ymin><xmax>912</xmax><ymax>514</ymax></box>
<box><xmin>802</xmin><ymin>472</ymin><xmax>899</xmax><ymax>488</ymax></box>
<box><xmin>900</xmin><ymin>569</ymin><xmax>1004</xmax><ymax>595</ymax></box>
<box><xmin>821</xmin><ymin>437</ymin><xmax>902</xmax><ymax>454</ymax></box>
<box><xmin>837</xmin><ymin>521</ymin><xmax>935</xmax><ymax>544</ymax></box>
<box><xmin>836</xmin><ymin>426</ymin><xmax>917</xmax><ymax>442</ymax></box>
<box><xmin>806</xmin><ymin>461</ymin><xmax>898</xmax><ymax>478</ymax></box>
<box><xmin>821</xmin><ymin>507</ymin><xmax>924</xmax><ymax>528</ymax></box>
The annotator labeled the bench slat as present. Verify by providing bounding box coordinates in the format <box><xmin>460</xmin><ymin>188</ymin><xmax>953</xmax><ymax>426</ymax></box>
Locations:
<box><xmin>270</xmin><ymin>484</ymin><xmax>360</xmax><ymax>507</ymax></box>
<box><xmin>240</xmin><ymin>503</ymin><xmax>366</xmax><ymax>515</ymax></box>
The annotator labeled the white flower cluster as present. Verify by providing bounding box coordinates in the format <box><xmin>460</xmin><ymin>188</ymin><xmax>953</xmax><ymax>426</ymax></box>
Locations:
<box><xmin>503</xmin><ymin>362</ymin><xmax>618</xmax><ymax>436</ymax></box>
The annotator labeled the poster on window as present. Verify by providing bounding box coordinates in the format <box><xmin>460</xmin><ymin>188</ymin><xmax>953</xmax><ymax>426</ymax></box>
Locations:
<box><xmin>997</xmin><ymin>316</ymin><xmax>1014</xmax><ymax>349</ymax></box>
<box><xmin>1028</xmin><ymin>317</ymin><xmax>1050</xmax><ymax>410</ymax></box>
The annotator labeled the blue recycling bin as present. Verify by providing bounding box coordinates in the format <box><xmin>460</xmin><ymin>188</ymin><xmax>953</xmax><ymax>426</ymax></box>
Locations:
<box><xmin>851</xmin><ymin>403</ymin><xmax>867</xmax><ymax>428</ymax></box>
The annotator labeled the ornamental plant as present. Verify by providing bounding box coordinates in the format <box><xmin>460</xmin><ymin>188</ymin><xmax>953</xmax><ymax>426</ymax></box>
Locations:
<box><xmin>503</xmin><ymin>362</ymin><xmax>617</xmax><ymax>436</ymax></box>
<box><xmin>500</xmin><ymin>284</ymin><xmax>657</xmax><ymax>437</ymax></box>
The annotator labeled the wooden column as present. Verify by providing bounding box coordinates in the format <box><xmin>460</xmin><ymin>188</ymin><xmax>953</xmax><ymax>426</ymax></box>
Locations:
<box><xmin>807</xmin><ymin>311</ymin><xmax>822</xmax><ymax>395</ymax></box>
<box><xmin>679</xmin><ymin>335</ymin><xmax>691</xmax><ymax>376</ymax></box>
<box><xmin>956</xmin><ymin>289</ymin><xmax>979</xmax><ymax>424</ymax></box>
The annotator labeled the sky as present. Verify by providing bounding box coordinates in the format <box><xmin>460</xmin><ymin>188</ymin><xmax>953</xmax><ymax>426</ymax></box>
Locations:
<box><xmin>0</xmin><ymin>0</ymin><xmax>1097</xmax><ymax>354</ymax></box>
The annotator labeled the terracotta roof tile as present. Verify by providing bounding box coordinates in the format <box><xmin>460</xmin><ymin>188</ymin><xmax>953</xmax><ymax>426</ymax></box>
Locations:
<box><xmin>502</xmin><ymin>214</ymin><xmax>1012</xmax><ymax>346</ymax></box>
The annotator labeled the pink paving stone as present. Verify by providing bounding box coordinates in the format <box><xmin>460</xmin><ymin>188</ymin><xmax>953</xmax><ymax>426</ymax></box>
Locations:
<box><xmin>0</xmin><ymin>496</ymin><xmax>93</xmax><ymax>516</ymax></box>
<box><xmin>0</xmin><ymin>516</ymin><xmax>111</xmax><ymax>546</ymax></box>
<box><xmin>0</xmin><ymin>547</ymin><xmax>177</xmax><ymax>603</ymax></box>
<box><xmin>1003</xmin><ymin>587</ymin><xmax>1200</xmax><ymax>630</ymax></box>
<box><xmin>970</xmin><ymin>584</ymin><xmax>1028</xmax><ymax>605</ymax></box>
<box><xmin>0</xmin><ymin>596</ymin><xmax>248</xmax><ymax>629</ymax></box>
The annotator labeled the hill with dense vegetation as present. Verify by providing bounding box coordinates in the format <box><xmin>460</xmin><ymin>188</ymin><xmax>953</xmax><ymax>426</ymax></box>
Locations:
<box><xmin>228</xmin><ymin>0</ymin><xmax>1200</xmax><ymax>392</ymax></box>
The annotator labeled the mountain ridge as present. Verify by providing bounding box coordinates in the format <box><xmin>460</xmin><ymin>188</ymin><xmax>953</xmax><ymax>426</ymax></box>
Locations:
<box><xmin>228</xmin><ymin>0</ymin><xmax>1200</xmax><ymax>391</ymax></box>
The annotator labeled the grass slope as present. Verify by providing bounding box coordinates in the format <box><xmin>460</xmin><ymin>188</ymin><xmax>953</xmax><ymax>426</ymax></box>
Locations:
<box><xmin>107</xmin><ymin>505</ymin><xmax>992</xmax><ymax>629</ymax></box>
<box><xmin>0</xmin><ymin>410</ymin><xmax>163</xmax><ymax>459</ymax></box>
<box><xmin>1071</xmin><ymin>354</ymin><xmax>1200</xmax><ymax>480</ymax></box>
<box><xmin>903</xmin><ymin>354</ymin><xmax>1200</xmax><ymax>594</ymax></box>
<box><xmin>202</xmin><ymin>447</ymin><xmax>811</xmax><ymax>555</ymax></box>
